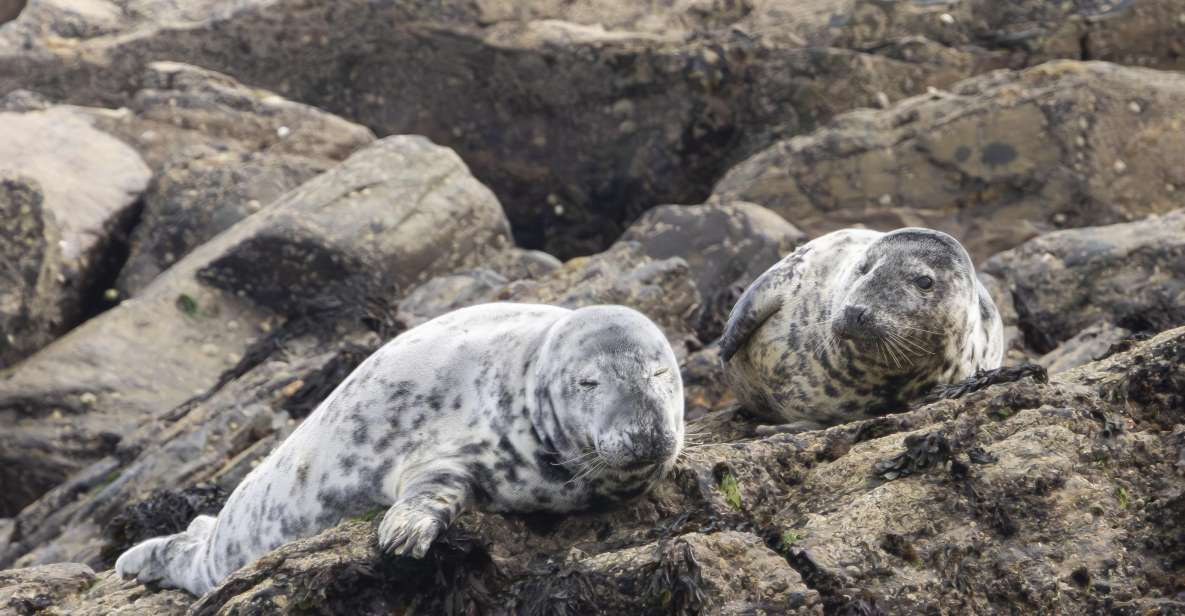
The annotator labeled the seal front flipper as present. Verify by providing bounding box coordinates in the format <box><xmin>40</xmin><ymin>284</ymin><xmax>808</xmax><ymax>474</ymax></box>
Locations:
<box><xmin>378</xmin><ymin>472</ymin><xmax>471</xmax><ymax>558</ymax></box>
<box><xmin>719</xmin><ymin>259</ymin><xmax>793</xmax><ymax>363</ymax></box>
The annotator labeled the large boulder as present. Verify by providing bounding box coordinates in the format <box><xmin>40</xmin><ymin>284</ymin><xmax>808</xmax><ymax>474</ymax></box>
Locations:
<box><xmin>497</xmin><ymin>242</ymin><xmax>703</xmax><ymax>358</ymax></box>
<box><xmin>0</xmin><ymin>135</ymin><xmax>512</xmax><ymax>519</ymax></box>
<box><xmin>107</xmin><ymin>62</ymin><xmax>376</xmax><ymax>296</ymax></box>
<box><xmin>620</xmin><ymin>201</ymin><xmax>804</xmax><ymax>340</ymax></box>
<box><xmin>983</xmin><ymin>209</ymin><xmax>1185</xmax><ymax>353</ymax></box>
<box><xmin>5</xmin><ymin>1</ymin><xmax>1175</xmax><ymax>257</ymax></box>
<box><xmin>0</xmin><ymin>562</ymin><xmax>96</xmax><ymax>615</ymax></box>
<box><xmin>0</xmin><ymin>107</ymin><xmax>151</xmax><ymax>367</ymax></box>
<box><xmin>713</xmin><ymin>61</ymin><xmax>1185</xmax><ymax>261</ymax></box>
<box><xmin>0</xmin><ymin>563</ymin><xmax>189</xmax><ymax>616</ymax></box>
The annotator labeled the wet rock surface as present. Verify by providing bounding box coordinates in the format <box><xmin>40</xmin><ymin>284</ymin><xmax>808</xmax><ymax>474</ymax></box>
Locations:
<box><xmin>0</xmin><ymin>135</ymin><xmax>510</xmax><ymax>520</ymax></box>
<box><xmin>714</xmin><ymin>61</ymin><xmax>1185</xmax><ymax>262</ymax></box>
<box><xmin>0</xmin><ymin>107</ymin><xmax>150</xmax><ymax>368</ymax></box>
<box><xmin>4</xmin><ymin>1</ymin><xmax>1181</xmax><ymax>257</ymax></box>
<box><xmin>2</xmin><ymin>2</ymin><xmax>1185</xmax><ymax>614</ymax></box>
<box><xmin>983</xmin><ymin>209</ymin><xmax>1185</xmax><ymax>353</ymax></box>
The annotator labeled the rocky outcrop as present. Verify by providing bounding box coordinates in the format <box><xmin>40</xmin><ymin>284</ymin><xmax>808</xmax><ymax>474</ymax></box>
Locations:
<box><xmin>33</xmin><ymin>325</ymin><xmax>1184</xmax><ymax>614</ymax></box>
<box><xmin>107</xmin><ymin>62</ymin><xmax>376</xmax><ymax>296</ymax></box>
<box><xmin>0</xmin><ymin>562</ymin><xmax>96</xmax><ymax>615</ymax></box>
<box><xmin>620</xmin><ymin>201</ymin><xmax>804</xmax><ymax>341</ymax></box>
<box><xmin>4</xmin><ymin>2</ymin><xmax>1177</xmax><ymax>257</ymax></box>
<box><xmin>0</xmin><ymin>108</ymin><xmax>150</xmax><ymax>367</ymax></box>
<box><xmin>983</xmin><ymin>209</ymin><xmax>1185</xmax><ymax>353</ymax></box>
<box><xmin>0</xmin><ymin>135</ymin><xmax>511</xmax><ymax>519</ymax></box>
<box><xmin>498</xmin><ymin>242</ymin><xmax>702</xmax><ymax>358</ymax></box>
<box><xmin>713</xmin><ymin>61</ymin><xmax>1185</xmax><ymax>261</ymax></box>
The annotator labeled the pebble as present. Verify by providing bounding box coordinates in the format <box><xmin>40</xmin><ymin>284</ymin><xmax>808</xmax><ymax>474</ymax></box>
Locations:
<box><xmin>1113</xmin><ymin>160</ymin><xmax>1127</xmax><ymax>173</ymax></box>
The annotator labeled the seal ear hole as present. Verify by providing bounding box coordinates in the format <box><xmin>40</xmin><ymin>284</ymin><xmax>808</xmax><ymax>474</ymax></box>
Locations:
<box><xmin>652</xmin><ymin>367</ymin><xmax>669</xmax><ymax>377</ymax></box>
<box><xmin>914</xmin><ymin>275</ymin><xmax>934</xmax><ymax>290</ymax></box>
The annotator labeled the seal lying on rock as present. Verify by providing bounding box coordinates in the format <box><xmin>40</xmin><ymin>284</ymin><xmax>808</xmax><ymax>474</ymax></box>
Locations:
<box><xmin>116</xmin><ymin>303</ymin><xmax>684</xmax><ymax>595</ymax></box>
<box><xmin>719</xmin><ymin>228</ymin><xmax>1003</xmax><ymax>429</ymax></box>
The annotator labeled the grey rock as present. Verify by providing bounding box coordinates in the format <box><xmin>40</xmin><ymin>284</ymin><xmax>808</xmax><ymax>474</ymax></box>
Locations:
<box><xmin>0</xmin><ymin>107</ymin><xmax>151</xmax><ymax>367</ymax></box>
<box><xmin>0</xmin><ymin>562</ymin><xmax>95</xmax><ymax>615</ymax></box>
<box><xmin>0</xmin><ymin>135</ymin><xmax>511</xmax><ymax>518</ymax></box>
<box><xmin>983</xmin><ymin>209</ymin><xmax>1185</xmax><ymax>353</ymax></box>
<box><xmin>620</xmin><ymin>201</ymin><xmax>804</xmax><ymax>340</ymax></box>
<box><xmin>1039</xmin><ymin>322</ymin><xmax>1133</xmax><ymax>374</ymax></box>
<box><xmin>9</xmin><ymin>1</ymin><xmax>1168</xmax><ymax>257</ymax></box>
<box><xmin>713</xmin><ymin>61</ymin><xmax>1185</xmax><ymax>262</ymax></box>
<box><xmin>497</xmin><ymin>241</ymin><xmax>702</xmax><ymax>358</ymax></box>
<box><xmin>116</xmin><ymin>152</ymin><xmax>331</xmax><ymax>297</ymax></box>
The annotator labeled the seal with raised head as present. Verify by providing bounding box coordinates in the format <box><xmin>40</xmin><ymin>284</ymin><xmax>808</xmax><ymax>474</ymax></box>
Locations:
<box><xmin>719</xmin><ymin>227</ymin><xmax>1003</xmax><ymax>429</ymax></box>
<box><xmin>116</xmin><ymin>303</ymin><xmax>684</xmax><ymax>595</ymax></box>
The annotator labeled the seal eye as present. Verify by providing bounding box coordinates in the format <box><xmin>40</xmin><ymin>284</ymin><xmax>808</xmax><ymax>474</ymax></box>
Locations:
<box><xmin>652</xmin><ymin>367</ymin><xmax>669</xmax><ymax>377</ymax></box>
<box><xmin>579</xmin><ymin>379</ymin><xmax>599</xmax><ymax>389</ymax></box>
<box><xmin>914</xmin><ymin>275</ymin><xmax>934</xmax><ymax>290</ymax></box>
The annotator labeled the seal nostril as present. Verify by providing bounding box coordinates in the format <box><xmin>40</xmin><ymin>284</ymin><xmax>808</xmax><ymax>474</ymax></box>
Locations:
<box><xmin>844</xmin><ymin>305</ymin><xmax>868</xmax><ymax>326</ymax></box>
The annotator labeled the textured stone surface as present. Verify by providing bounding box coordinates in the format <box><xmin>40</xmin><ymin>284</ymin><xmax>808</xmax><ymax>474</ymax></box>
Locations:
<box><xmin>6</xmin><ymin>1</ymin><xmax>1177</xmax><ymax>257</ymax></box>
<box><xmin>0</xmin><ymin>107</ymin><xmax>150</xmax><ymax>367</ymax></box>
<box><xmin>714</xmin><ymin>61</ymin><xmax>1185</xmax><ymax>262</ymax></box>
<box><xmin>983</xmin><ymin>209</ymin><xmax>1185</xmax><ymax>353</ymax></box>
<box><xmin>621</xmin><ymin>201</ymin><xmax>804</xmax><ymax>340</ymax></box>
<box><xmin>0</xmin><ymin>136</ymin><xmax>510</xmax><ymax>519</ymax></box>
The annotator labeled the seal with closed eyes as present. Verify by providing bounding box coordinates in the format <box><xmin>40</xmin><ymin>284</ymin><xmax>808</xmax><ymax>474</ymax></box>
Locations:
<box><xmin>719</xmin><ymin>227</ymin><xmax>1003</xmax><ymax>429</ymax></box>
<box><xmin>116</xmin><ymin>303</ymin><xmax>684</xmax><ymax>595</ymax></box>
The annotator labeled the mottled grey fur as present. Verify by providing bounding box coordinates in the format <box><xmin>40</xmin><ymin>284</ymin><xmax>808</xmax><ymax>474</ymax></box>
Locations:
<box><xmin>116</xmin><ymin>303</ymin><xmax>684</xmax><ymax>595</ymax></box>
<box><xmin>719</xmin><ymin>228</ymin><xmax>1003</xmax><ymax>428</ymax></box>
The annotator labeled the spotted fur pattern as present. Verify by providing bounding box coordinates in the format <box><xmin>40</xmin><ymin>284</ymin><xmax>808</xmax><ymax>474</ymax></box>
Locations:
<box><xmin>116</xmin><ymin>303</ymin><xmax>684</xmax><ymax>595</ymax></box>
<box><xmin>719</xmin><ymin>228</ymin><xmax>1003</xmax><ymax>427</ymax></box>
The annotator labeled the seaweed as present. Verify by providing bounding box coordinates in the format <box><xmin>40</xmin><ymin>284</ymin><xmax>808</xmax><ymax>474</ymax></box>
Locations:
<box><xmin>920</xmin><ymin>364</ymin><xmax>1048</xmax><ymax>405</ymax></box>
<box><xmin>872</xmin><ymin>432</ymin><xmax>953</xmax><ymax>481</ymax></box>
<box><xmin>100</xmin><ymin>483</ymin><xmax>227</xmax><ymax>566</ymax></box>
<box><xmin>645</xmin><ymin>539</ymin><xmax>707</xmax><ymax>615</ymax></box>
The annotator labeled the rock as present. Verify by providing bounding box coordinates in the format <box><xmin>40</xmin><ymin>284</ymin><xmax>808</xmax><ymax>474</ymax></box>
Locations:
<box><xmin>713</xmin><ymin>61</ymin><xmax>1185</xmax><ymax>262</ymax></box>
<box><xmin>8</xmin><ymin>2</ymin><xmax>1171</xmax><ymax>258</ymax></box>
<box><xmin>977</xmin><ymin>271</ymin><xmax>1030</xmax><ymax>364</ymax></box>
<box><xmin>497</xmin><ymin>242</ymin><xmax>702</xmax><ymax>357</ymax></box>
<box><xmin>0</xmin><ymin>0</ymin><xmax>22</xmax><ymax>26</ymax></box>
<box><xmin>397</xmin><ymin>270</ymin><xmax>510</xmax><ymax>328</ymax></box>
<box><xmin>93</xmin><ymin>62</ymin><xmax>377</xmax><ymax>295</ymax></box>
<box><xmin>0</xmin><ymin>107</ymin><xmax>150</xmax><ymax>367</ymax></box>
<box><xmin>983</xmin><ymin>209</ymin><xmax>1185</xmax><ymax>353</ymax></box>
<box><xmin>0</xmin><ymin>135</ymin><xmax>511</xmax><ymax>519</ymax></box>
<box><xmin>1</xmin><ymin>330</ymin><xmax>378</xmax><ymax>569</ymax></box>
<box><xmin>115</xmin><ymin>152</ymin><xmax>331</xmax><ymax>296</ymax></box>
<box><xmin>620</xmin><ymin>201</ymin><xmax>804</xmax><ymax>340</ymax></box>
<box><xmin>577</xmin><ymin>530</ymin><xmax>821</xmax><ymax>614</ymax></box>
<box><xmin>680</xmin><ymin>345</ymin><xmax>732</xmax><ymax>421</ymax></box>
<box><xmin>1039</xmin><ymin>322</ymin><xmax>1133</xmax><ymax>374</ymax></box>
<box><xmin>0</xmin><ymin>562</ymin><xmax>95</xmax><ymax>615</ymax></box>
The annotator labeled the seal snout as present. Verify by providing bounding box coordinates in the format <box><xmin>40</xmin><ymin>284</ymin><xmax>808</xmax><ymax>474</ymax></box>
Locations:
<box><xmin>834</xmin><ymin>304</ymin><xmax>879</xmax><ymax>340</ymax></box>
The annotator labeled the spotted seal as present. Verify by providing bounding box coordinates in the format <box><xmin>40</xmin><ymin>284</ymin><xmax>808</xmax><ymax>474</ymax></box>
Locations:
<box><xmin>116</xmin><ymin>303</ymin><xmax>684</xmax><ymax>595</ymax></box>
<box><xmin>719</xmin><ymin>227</ymin><xmax>1003</xmax><ymax>429</ymax></box>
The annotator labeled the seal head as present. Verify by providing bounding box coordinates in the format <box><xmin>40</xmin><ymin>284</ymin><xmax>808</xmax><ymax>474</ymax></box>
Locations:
<box><xmin>532</xmin><ymin>306</ymin><xmax>684</xmax><ymax>474</ymax></box>
<box><xmin>719</xmin><ymin>227</ymin><xmax>1003</xmax><ymax>427</ymax></box>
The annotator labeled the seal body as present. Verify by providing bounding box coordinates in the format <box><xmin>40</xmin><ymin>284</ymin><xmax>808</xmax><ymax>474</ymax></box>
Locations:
<box><xmin>116</xmin><ymin>303</ymin><xmax>684</xmax><ymax>595</ymax></box>
<box><xmin>719</xmin><ymin>228</ymin><xmax>1003</xmax><ymax>427</ymax></box>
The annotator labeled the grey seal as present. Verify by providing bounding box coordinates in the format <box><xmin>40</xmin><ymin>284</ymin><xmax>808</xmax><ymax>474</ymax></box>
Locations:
<box><xmin>719</xmin><ymin>227</ymin><xmax>1003</xmax><ymax>429</ymax></box>
<box><xmin>116</xmin><ymin>303</ymin><xmax>684</xmax><ymax>595</ymax></box>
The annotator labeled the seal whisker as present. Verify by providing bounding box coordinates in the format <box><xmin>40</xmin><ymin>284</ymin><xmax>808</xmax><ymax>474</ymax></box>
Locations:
<box><xmin>896</xmin><ymin>324</ymin><xmax>943</xmax><ymax>336</ymax></box>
